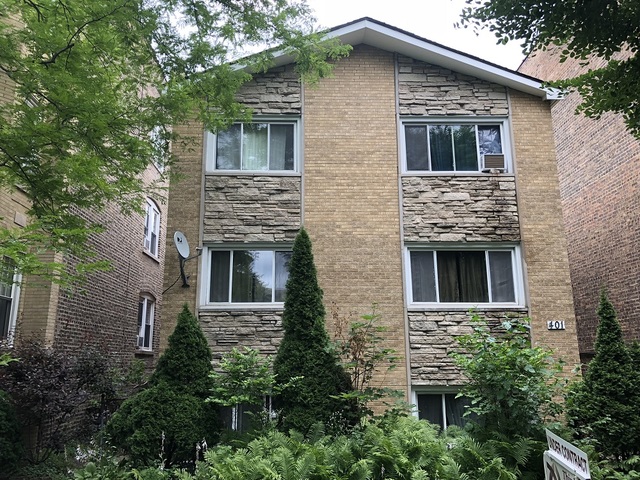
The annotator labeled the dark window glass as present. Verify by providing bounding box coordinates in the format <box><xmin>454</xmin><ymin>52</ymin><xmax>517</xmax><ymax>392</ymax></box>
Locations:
<box><xmin>410</xmin><ymin>251</ymin><xmax>436</xmax><ymax>302</ymax></box>
<box><xmin>405</xmin><ymin>125</ymin><xmax>429</xmax><ymax>170</ymax></box>
<box><xmin>429</xmin><ymin>125</ymin><xmax>454</xmax><ymax>171</ymax></box>
<box><xmin>437</xmin><ymin>251</ymin><xmax>488</xmax><ymax>303</ymax></box>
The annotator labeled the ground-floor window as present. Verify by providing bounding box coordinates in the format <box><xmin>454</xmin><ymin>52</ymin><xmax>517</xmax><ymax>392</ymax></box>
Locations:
<box><xmin>413</xmin><ymin>391</ymin><xmax>472</xmax><ymax>430</ymax></box>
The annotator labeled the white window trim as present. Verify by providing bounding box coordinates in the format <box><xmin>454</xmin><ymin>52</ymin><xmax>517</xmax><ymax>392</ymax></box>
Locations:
<box><xmin>137</xmin><ymin>294</ymin><xmax>155</xmax><ymax>352</ymax></box>
<box><xmin>400</xmin><ymin>116</ymin><xmax>512</xmax><ymax>174</ymax></box>
<box><xmin>411</xmin><ymin>388</ymin><xmax>466</xmax><ymax>430</ymax></box>
<box><xmin>199</xmin><ymin>245</ymin><xmax>292</xmax><ymax>310</ymax></box>
<box><xmin>1</xmin><ymin>269</ymin><xmax>22</xmax><ymax>346</ymax></box>
<box><xmin>404</xmin><ymin>244</ymin><xmax>526</xmax><ymax>310</ymax></box>
<box><xmin>143</xmin><ymin>198</ymin><xmax>161</xmax><ymax>258</ymax></box>
<box><xmin>204</xmin><ymin>117</ymin><xmax>301</xmax><ymax>174</ymax></box>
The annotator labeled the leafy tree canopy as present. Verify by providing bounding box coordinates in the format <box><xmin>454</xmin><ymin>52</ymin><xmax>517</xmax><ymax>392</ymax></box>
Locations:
<box><xmin>0</xmin><ymin>0</ymin><xmax>350</xmax><ymax>280</ymax></box>
<box><xmin>459</xmin><ymin>0</ymin><xmax>640</xmax><ymax>138</ymax></box>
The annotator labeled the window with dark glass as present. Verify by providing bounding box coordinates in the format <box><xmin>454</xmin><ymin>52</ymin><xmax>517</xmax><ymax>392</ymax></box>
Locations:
<box><xmin>416</xmin><ymin>393</ymin><xmax>473</xmax><ymax>430</ymax></box>
<box><xmin>216</xmin><ymin>122</ymin><xmax>295</xmax><ymax>171</ymax></box>
<box><xmin>209</xmin><ymin>249</ymin><xmax>291</xmax><ymax>303</ymax></box>
<box><xmin>405</xmin><ymin>124</ymin><xmax>503</xmax><ymax>172</ymax></box>
<box><xmin>409</xmin><ymin>249</ymin><xmax>516</xmax><ymax>304</ymax></box>
<box><xmin>0</xmin><ymin>258</ymin><xmax>16</xmax><ymax>341</ymax></box>
<box><xmin>137</xmin><ymin>295</ymin><xmax>155</xmax><ymax>351</ymax></box>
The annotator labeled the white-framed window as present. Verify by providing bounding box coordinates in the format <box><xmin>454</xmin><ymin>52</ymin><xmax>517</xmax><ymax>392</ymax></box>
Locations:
<box><xmin>221</xmin><ymin>397</ymin><xmax>273</xmax><ymax>432</ymax></box>
<box><xmin>205</xmin><ymin>119</ymin><xmax>299</xmax><ymax>173</ymax></box>
<box><xmin>0</xmin><ymin>257</ymin><xmax>21</xmax><ymax>345</ymax></box>
<box><xmin>402</xmin><ymin>118</ymin><xmax>509</xmax><ymax>173</ymax></box>
<box><xmin>143</xmin><ymin>198</ymin><xmax>160</xmax><ymax>257</ymax></box>
<box><xmin>411</xmin><ymin>389</ymin><xmax>473</xmax><ymax>430</ymax></box>
<box><xmin>137</xmin><ymin>294</ymin><xmax>155</xmax><ymax>351</ymax></box>
<box><xmin>201</xmin><ymin>247</ymin><xmax>292</xmax><ymax>307</ymax></box>
<box><xmin>406</xmin><ymin>245</ymin><xmax>524</xmax><ymax>308</ymax></box>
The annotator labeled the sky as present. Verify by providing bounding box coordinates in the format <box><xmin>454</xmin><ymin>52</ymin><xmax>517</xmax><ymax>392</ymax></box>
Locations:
<box><xmin>305</xmin><ymin>0</ymin><xmax>526</xmax><ymax>70</ymax></box>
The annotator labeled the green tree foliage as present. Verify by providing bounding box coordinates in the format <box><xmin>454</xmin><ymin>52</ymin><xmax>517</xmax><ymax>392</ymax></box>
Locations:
<box><xmin>566</xmin><ymin>291</ymin><xmax>640</xmax><ymax>460</ymax></box>
<box><xmin>273</xmin><ymin>227</ymin><xmax>353</xmax><ymax>434</ymax></box>
<box><xmin>459</xmin><ymin>0</ymin><xmax>640</xmax><ymax>138</ymax></box>
<box><xmin>451</xmin><ymin>313</ymin><xmax>564</xmax><ymax>440</ymax></box>
<box><xmin>107</xmin><ymin>306</ymin><xmax>218</xmax><ymax>468</ymax></box>
<box><xmin>0</xmin><ymin>0</ymin><xmax>350</xmax><ymax>279</ymax></box>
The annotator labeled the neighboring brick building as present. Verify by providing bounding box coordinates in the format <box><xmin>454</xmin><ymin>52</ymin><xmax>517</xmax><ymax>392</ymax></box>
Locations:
<box><xmin>520</xmin><ymin>47</ymin><xmax>639</xmax><ymax>363</ymax></box>
<box><xmin>0</xmin><ymin>54</ymin><xmax>167</xmax><ymax>369</ymax></box>
<box><xmin>163</xmin><ymin>18</ymin><xmax>580</xmax><ymax>428</ymax></box>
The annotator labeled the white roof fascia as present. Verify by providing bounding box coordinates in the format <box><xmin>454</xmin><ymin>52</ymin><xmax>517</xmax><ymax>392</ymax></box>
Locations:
<box><xmin>242</xmin><ymin>18</ymin><xmax>556</xmax><ymax>100</ymax></box>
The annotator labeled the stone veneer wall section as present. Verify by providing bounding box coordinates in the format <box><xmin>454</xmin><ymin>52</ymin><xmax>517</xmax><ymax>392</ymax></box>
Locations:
<box><xmin>397</xmin><ymin>56</ymin><xmax>509</xmax><ymax>116</ymax></box>
<box><xmin>303</xmin><ymin>45</ymin><xmax>408</xmax><ymax>394</ymax></box>
<box><xmin>509</xmin><ymin>90</ymin><xmax>580</xmax><ymax>369</ymax></box>
<box><xmin>234</xmin><ymin>64</ymin><xmax>301</xmax><ymax>115</ymax></box>
<box><xmin>409</xmin><ymin>310</ymin><xmax>528</xmax><ymax>385</ymax></box>
<box><xmin>520</xmin><ymin>48</ymin><xmax>640</xmax><ymax>360</ymax></box>
<box><xmin>402</xmin><ymin>176</ymin><xmax>520</xmax><ymax>242</ymax></box>
<box><xmin>161</xmin><ymin>120</ymin><xmax>204</xmax><ymax>351</ymax></box>
<box><xmin>200</xmin><ymin>311</ymin><xmax>283</xmax><ymax>362</ymax></box>
<box><xmin>203</xmin><ymin>176</ymin><xmax>301</xmax><ymax>243</ymax></box>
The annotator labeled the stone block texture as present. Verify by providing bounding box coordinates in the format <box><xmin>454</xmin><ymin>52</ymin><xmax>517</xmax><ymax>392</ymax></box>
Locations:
<box><xmin>520</xmin><ymin>47</ymin><xmax>640</xmax><ymax>362</ymax></box>
<box><xmin>397</xmin><ymin>55</ymin><xmax>509</xmax><ymax>116</ymax></box>
<box><xmin>235</xmin><ymin>64</ymin><xmax>301</xmax><ymax>115</ymax></box>
<box><xmin>402</xmin><ymin>175</ymin><xmax>520</xmax><ymax>242</ymax></box>
<box><xmin>203</xmin><ymin>175</ymin><xmax>301</xmax><ymax>243</ymax></box>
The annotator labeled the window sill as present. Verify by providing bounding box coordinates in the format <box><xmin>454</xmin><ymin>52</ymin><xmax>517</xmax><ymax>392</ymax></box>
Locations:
<box><xmin>134</xmin><ymin>348</ymin><xmax>154</xmax><ymax>357</ymax></box>
<box><xmin>199</xmin><ymin>303</ymin><xmax>284</xmax><ymax>312</ymax></box>
<box><xmin>408</xmin><ymin>304</ymin><xmax>527</xmax><ymax>312</ymax></box>
<box><xmin>205</xmin><ymin>171</ymin><xmax>301</xmax><ymax>177</ymax></box>
<box><xmin>142</xmin><ymin>250</ymin><xmax>161</xmax><ymax>263</ymax></box>
<box><xmin>401</xmin><ymin>171</ymin><xmax>514</xmax><ymax>177</ymax></box>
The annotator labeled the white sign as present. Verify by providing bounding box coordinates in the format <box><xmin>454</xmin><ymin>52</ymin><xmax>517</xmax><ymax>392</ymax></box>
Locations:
<box><xmin>547</xmin><ymin>320</ymin><xmax>566</xmax><ymax>330</ymax></box>
<box><xmin>545</xmin><ymin>430</ymin><xmax>590</xmax><ymax>480</ymax></box>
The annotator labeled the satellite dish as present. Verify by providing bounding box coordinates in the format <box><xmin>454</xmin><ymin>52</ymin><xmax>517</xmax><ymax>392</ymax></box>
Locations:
<box><xmin>174</xmin><ymin>231</ymin><xmax>190</xmax><ymax>259</ymax></box>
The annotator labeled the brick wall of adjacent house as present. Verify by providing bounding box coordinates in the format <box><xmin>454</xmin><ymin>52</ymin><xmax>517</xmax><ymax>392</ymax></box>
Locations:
<box><xmin>49</xmin><ymin>164</ymin><xmax>167</xmax><ymax>368</ymax></box>
<box><xmin>520</xmin><ymin>47</ymin><xmax>640</xmax><ymax>361</ymax></box>
<box><xmin>509</xmin><ymin>89</ymin><xmax>580</xmax><ymax>369</ymax></box>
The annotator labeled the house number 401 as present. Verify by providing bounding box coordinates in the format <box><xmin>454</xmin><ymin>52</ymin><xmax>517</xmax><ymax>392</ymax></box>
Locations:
<box><xmin>547</xmin><ymin>320</ymin><xmax>566</xmax><ymax>330</ymax></box>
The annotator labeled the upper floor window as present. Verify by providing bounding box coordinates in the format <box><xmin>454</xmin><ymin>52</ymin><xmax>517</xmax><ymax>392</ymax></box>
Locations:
<box><xmin>204</xmin><ymin>247</ymin><xmax>291</xmax><ymax>306</ymax></box>
<box><xmin>406</xmin><ymin>246</ymin><xmax>523</xmax><ymax>307</ymax></box>
<box><xmin>137</xmin><ymin>294</ymin><xmax>155</xmax><ymax>351</ymax></box>
<box><xmin>0</xmin><ymin>257</ymin><xmax>20</xmax><ymax>345</ymax></box>
<box><xmin>143</xmin><ymin>198</ymin><xmax>160</xmax><ymax>257</ymax></box>
<box><xmin>206</xmin><ymin>120</ymin><xmax>298</xmax><ymax>173</ymax></box>
<box><xmin>403</xmin><ymin>121</ymin><xmax>508</xmax><ymax>173</ymax></box>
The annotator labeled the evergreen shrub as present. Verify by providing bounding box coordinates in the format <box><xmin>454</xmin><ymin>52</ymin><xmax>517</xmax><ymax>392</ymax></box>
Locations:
<box><xmin>273</xmin><ymin>228</ymin><xmax>354</xmax><ymax>434</ymax></box>
<box><xmin>0</xmin><ymin>389</ymin><xmax>22</xmax><ymax>478</ymax></box>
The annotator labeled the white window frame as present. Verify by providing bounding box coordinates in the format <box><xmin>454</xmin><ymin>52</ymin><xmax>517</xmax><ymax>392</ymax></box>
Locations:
<box><xmin>204</xmin><ymin>117</ymin><xmax>301</xmax><ymax>173</ymax></box>
<box><xmin>411</xmin><ymin>388</ymin><xmax>470</xmax><ymax>430</ymax></box>
<box><xmin>143</xmin><ymin>198</ymin><xmax>160</xmax><ymax>258</ymax></box>
<box><xmin>401</xmin><ymin>117</ymin><xmax>512</xmax><ymax>174</ymax></box>
<box><xmin>0</xmin><ymin>258</ymin><xmax>21</xmax><ymax>346</ymax></box>
<box><xmin>137</xmin><ymin>294</ymin><xmax>155</xmax><ymax>351</ymax></box>
<box><xmin>405</xmin><ymin>244</ymin><xmax>525</xmax><ymax>310</ymax></box>
<box><xmin>199</xmin><ymin>245</ymin><xmax>292</xmax><ymax>310</ymax></box>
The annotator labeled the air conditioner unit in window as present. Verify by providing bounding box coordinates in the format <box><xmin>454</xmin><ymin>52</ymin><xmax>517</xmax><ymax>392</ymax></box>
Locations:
<box><xmin>482</xmin><ymin>154</ymin><xmax>506</xmax><ymax>172</ymax></box>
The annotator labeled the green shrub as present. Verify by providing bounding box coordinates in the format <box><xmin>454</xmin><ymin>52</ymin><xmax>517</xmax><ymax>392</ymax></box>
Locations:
<box><xmin>107</xmin><ymin>306</ymin><xmax>219</xmax><ymax>468</ymax></box>
<box><xmin>0</xmin><ymin>389</ymin><xmax>22</xmax><ymax>478</ymax></box>
<box><xmin>273</xmin><ymin>228</ymin><xmax>354</xmax><ymax>434</ymax></box>
<box><xmin>567</xmin><ymin>290</ymin><xmax>640</xmax><ymax>460</ymax></box>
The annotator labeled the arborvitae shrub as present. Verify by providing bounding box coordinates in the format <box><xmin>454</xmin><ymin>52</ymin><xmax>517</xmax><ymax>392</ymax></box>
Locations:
<box><xmin>273</xmin><ymin>228</ymin><xmax>353</xmax><ymax>433</ymax></box>
<box><xmin>0</xmin><ymin>390</ymin><xmax>22</xmax><ymax>478</ymax></box>
<box><xmin>107</xmin><ymin>305</ymin><xmax>218</xmax><ymax>467</ymax></box>
<box><xmin>567</xmin><ymin>291</ymin><xmax>640</xmax><ymax>459</ymax></box>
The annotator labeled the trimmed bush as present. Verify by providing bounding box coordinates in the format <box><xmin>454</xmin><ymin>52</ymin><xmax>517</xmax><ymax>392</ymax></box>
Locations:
<box><xmin>107</xmin><ymin>306</ymin><xmax>218</xmax><ymax>467</ymax></box>
<box><xmin>273</xmin><ymin>228</ymin><xmax>353</xmax><ymax>434</ymax></box>
<box><xmin>567</xmin><ymin>291</ymin><xmax>640</xmax><ymax>460</ymax></box>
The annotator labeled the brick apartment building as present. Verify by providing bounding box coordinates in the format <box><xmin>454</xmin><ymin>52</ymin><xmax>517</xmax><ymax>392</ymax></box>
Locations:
<box><xmin>163</xmin><ymin>18</ymin><xmax>580</xmax><ymax>428</ymax></box>
<box><xmin>0</xmin><ymin>50</ymin><xmax>167</xmax><ymax>367</ymax></box>
<box><xmin>520</xmin><ymin>47</ymin><xmax>640</xmax><ymax>363</ymax></box>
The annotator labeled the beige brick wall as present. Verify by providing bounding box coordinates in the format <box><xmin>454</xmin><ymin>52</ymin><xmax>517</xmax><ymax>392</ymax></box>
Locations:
<box><xmin>509</xmin><ymin>90</ymin><xmax>580</xmax><ymax>369</ymax></box>
<box><xmin>303</xmin><ymin>45</ymin><xmax>408</xmax><ymax>395</ymax></box>
<box><xmin>161</xmin><ymin>120</ymin><xmax>204</xmax><ymax>351</ymax></box>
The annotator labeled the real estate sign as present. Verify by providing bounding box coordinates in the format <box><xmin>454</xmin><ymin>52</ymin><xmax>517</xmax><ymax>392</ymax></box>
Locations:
<box><xmin>544</xmin><ymin>429</ymin><xmax>590</xmax><ymax>480</ymax></box>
